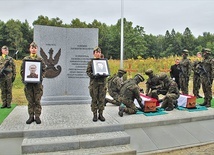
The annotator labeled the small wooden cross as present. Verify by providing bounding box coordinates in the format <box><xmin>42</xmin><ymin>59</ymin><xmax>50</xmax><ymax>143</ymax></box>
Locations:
<box><xmin>125</xmin><ymin>64</ymin><xmax>138</xmax><ymax>76</ymax></box>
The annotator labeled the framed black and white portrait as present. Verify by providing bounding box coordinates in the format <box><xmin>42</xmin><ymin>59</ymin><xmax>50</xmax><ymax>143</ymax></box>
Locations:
<box><xmin>23</xmin><ymin>60</ymin><xmax>42</xmax><ymax>83</ymax></box>
<box><xmin>92</xmin><ymin>59</ymin><xmax>110</xmax><ymax>76</ymax></box>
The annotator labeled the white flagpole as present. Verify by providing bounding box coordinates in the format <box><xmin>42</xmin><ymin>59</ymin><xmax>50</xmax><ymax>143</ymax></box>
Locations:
<box><xmin>120</xmin><ymin>0</ymin><xmax>124</xmax><ymax>69</ymax></box>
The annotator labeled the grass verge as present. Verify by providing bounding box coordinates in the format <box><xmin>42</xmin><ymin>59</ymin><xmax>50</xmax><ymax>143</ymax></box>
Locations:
<box><xmin>196</xmin><ymin>98</ymin><xmax>214</xmax><ymax>107</ymax></box>
<box><xmin>0</xmin><ymin>104</ymin><xmax>17</xmax><ymax>125</ymax></box>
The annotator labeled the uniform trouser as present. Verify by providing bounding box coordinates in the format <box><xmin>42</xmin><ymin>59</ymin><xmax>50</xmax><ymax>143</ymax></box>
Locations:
<box><xmin>107</xmin><ymin>91</ymin><xmax>120</xmax><ymax>105</ymax></box>
<box><xmin>201</xmin><ymin>76</ymin><xmax>212</xmax><ymax>104</ymax></box>
<box><xmin>24</xmin><ymin>83</ymin><xmax>43</xmax><ymax>117</ymax></box>
<box><xmin>179</xmin><ymin>75</ymin><xmax>189</xmax><ymax>95</ymax></box>
<box><xmin>89</xmin><ymin>83</ymin><xmax>106</xmax><ymax>113</ymax></box>
<box><xmin>193</xmin><ymin>74</ymin><xmax>201</xmax><ymax>96</ymax></box>
<box><xmin>0</xmin><ymin>78</ymin><xmax>12</xmax><ymax>106</ymax></box>
<box><xmin>161</xmin><ymin>93</ymin><xmax>179</xmax><ymax>109</ymax></box>
<box><xmin>121</xmin><ymin>99</ymin><xmax>137</xmax><ymax>114</ymax></box>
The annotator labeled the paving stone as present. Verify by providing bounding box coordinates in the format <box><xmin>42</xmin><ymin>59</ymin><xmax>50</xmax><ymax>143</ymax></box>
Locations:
<box><xmin>22</xmin><ymin>131</ymin><xmax>130</xmax><ymax>154</ymax></box>
<box><xmin>1</xmin><ymin>103</ymin><xmax>214</xmax><ymax>154</ymax></box>
<box><xmin>25</xmin><ymin>144</ymin><xmax>136</xmax><ymax>155</ymax></box>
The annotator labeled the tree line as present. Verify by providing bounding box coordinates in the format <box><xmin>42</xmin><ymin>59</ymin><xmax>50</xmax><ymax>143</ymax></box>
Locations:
<box><xmin>0</xmin><ymin>15</ymin><xmax>214</xmax><ymax>59</ymax></box>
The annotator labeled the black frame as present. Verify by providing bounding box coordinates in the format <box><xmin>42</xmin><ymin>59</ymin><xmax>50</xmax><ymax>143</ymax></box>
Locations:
<box><xmin>92</xmin><ymin>58</ymin><xmax>110</xmax><ymax>76</ymax></box>
<box><xmin>23</xmin><ymin>60</ymin><xmax>42</xmax><ymax>83</ymax></box>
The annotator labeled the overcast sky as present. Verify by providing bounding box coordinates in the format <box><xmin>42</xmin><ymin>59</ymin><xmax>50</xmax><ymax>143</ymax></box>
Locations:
<box><xmin>1</xmin><ymin>0</ymin><xmax>213</xmax><ymax>37</ymax></box>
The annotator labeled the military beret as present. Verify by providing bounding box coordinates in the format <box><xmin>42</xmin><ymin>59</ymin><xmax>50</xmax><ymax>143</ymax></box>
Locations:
<box><xmin>202</xmin><ymin>48</ymin><xmax>211</xmax><ymax>54</ymax></box>
<box><xmin>30</xmin><ymin>42</ymin><xmax>38</xmax><ymax>48</ymax></box>
<box><xmin>145</xmin><ymin>69</ymin><xmax>153</xmax><ymax>75</ymax></box>
<box><xmin>1</xmin><ymin>45</ymin><xmax>8</xmax><ymax>50</ymax></box>
<box><xmin>197</xmin><ymin>52</ymin><xmax>202</xmax><ymax>55</ymax></box>
<box><xmin>118</xmin><ymin>69</ymin><xmax>127</xmax><ymax>75</ymax></box>
<box><xmin>134</xmin><ymin>73</ymin><xmax>145</xmax><ymax>82</ymax></box>
<box><xmin>94</xmin><ymin>46</ymin><xmax>101</xmax><ymax>52</ymax></box>
<box><xmin>182</xmin><ymin>49</ymin><xmax>189</xmax><ymax>54</ymax></box>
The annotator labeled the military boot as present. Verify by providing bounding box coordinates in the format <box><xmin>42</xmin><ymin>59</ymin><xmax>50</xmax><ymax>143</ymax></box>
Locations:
<box><xmin>93</xmin><ymin>112</ymin><xmax>98</xmax><ymax>122</ymax></box>
<box><xmin>1</xmin><ymin>102</ymin><xmax>7</xmax><ymax>109</ymax></box>
<box><xmin>118</xmin><ymin>106</ymin><xmax>125</xmax><ymax>117</ymax></box>
<box><xmin>26</xmin><ymin>115</ymin><xmax>34</xmax><ymax>124</ymax></box>
<box><xmin>35</xmin><ymin>116</ymin><xmax>41</xmax><ymax>124</ymax></box>
<box><xmin>165</xmin><ymin>107</ymin><xmax>174</xmax><ymax>111</ymax></box>
<box><xmin>98</xmin><ymin>111</ymin><xmax>105</xmax><ymax>121</ymax></box>
<box><xmin>7</xmin><ymin>103</ymin><xmax>11</xmax><ymax>108</ymax></box>
<box><xmin>205</xmin><ymin>100</ymin><xmax>211</xmax><ymax>108</ymax></box>
<box><xmin>199</xmin><ymin>102</ymin><xmax>207</xmax><ymax>106</ymax></box>
<box><xmin>205</xmin><ymin>103</ymin><xmax>211</xmax><ymax>108</ymax></box>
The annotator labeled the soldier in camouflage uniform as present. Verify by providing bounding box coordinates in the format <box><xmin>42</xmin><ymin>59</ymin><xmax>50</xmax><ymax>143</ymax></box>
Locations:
<box><xmin>159</xmin><ymin>73</ymin><xmax>180</xmax><ymax>111</ymax></box>
<box><xmin>105</xmin><ymin>69</ymin><xmax>127</xmax><ymax>106</ymax></box>
<box><xmin>0</xmin><ymin>46</ymin><xmax>16</xmax><ymax>108</ymax></box>
<box><xmin>118</xmin><ymin>74</ymin><xmax>145</xmax><ymax>117</ymax></box>
<box><xmin>177</xmin><ymin>49</ymin><xmax>192</xmax><ymax>95</ymax></box>
<box><xmin>192</xmin><ymin>52</ymin><xmax>203</xmax><ymax>98</ymax></box>
<box><xmin>197</xmin><ymin>48</ymin><xmax>214</xmax><ymax>107</ymax></box>
<box><xmin>20</xmin><ymin>42</ymin><xmax>46</xmax><ymax>124</ymax></box>
<box><xmin>86</xmin><ymin>47</ymin><xmax>108</xmax><ymax>122</ymax></box>
<box><xmin>145</xmin><ymin>69</ymin><xmax>163</xmax><ymax>100</ymax></box>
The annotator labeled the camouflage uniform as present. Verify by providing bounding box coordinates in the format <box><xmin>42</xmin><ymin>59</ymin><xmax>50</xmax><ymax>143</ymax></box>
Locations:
<box><xmin>178</xmin><ymin>49</ymin><xmax>192</xmax><ymax>95</ymax></box>
<box><xmin>86</xmin><ymin>47</ymin><xmax>108</xmax><ymax>122</ymax></box>
<box><xmin>159</xmin><ymin>73</ymin><xmax>180</xmax><ymax>111</ymax></box>
<box><xmin>118</xmin><ymin>74</ymin><xmax>145</xmax><ymax>117</ymax></box>
<box><xmin>197</xmin><ymin>48</ymin><xmax>214</xmax><ymax>107</ymax></box>
<box><xmin>20</xmin><ymin>42</ymin><xmax>46</xmax><ymax>124</ymax></box>
<box><xmin>192</xmin><ymin>57</ymin><xmax>202</xmax><ymax>98</ymax></box>
<box><xmin>105</xmin><ymin>69</ymin><xmax>127</xmax><ymax>106</ymax></box>
<box><xmin>0</xmin><ymin>46</ymin><xmax>16</xmax><ymax>108</ymax></box>
<box><xmin>145</xmin><ymin>69</ymin><xmax>163</xmax><ymax>100</ymax></box>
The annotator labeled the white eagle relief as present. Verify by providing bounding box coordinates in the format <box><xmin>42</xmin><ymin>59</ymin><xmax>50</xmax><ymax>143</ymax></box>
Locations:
<box><xmin>40</xmin><ymin>48</ymin><xmax>62</xmax><ymax>78</ymax></box>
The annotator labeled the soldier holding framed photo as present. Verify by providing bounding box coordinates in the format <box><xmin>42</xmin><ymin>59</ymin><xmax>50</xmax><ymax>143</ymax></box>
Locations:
<box><xmin>86</xmin><ymin>46</ymin><xmax>110</xmax><ymax>122</ymax></box>
<box><xmin>20</xmin><ymin>42</ymin><xmax>46</xmax><ymax>124</ymax></box>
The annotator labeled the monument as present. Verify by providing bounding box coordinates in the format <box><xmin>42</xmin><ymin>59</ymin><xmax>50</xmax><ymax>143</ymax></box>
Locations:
<box><xmin>34</xmin><ymin>25</ymin><xmax>98</xmax><ymax>105</ymax></box>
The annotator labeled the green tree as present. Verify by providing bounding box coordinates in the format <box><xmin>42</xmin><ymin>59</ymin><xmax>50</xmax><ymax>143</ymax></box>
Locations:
<box><xmin>106</xmin><ymin>24</ymin><xmax>120</xmax><ymax>59</ymax></box>
<box><xmin>115</xmin><ymin>18</ymin><xmax>147</xmax><ymax>59</ymax></box>
<box><xmin>33</xmin><ymin>15</ymin><xmax>64</xmax><ymax>27</ymax></box>
<box><xmin>144</xmin><ymin>34</ymin><xmax>160</xmax><ymax>58</ymax></box>
<box><xmin>4</xmin><ymin>19</ymin><xmax>23</xmax><ymax>56</ymax></box>
<box><xmin>20</xmin><ymin>20</ymin><xmax>33</xmax><ymax>57</ymax></box>
<box><xmin>0</xmin><ymin>20</ymin><xmax>6</xmax><ymax>45</ymax></box>
<box><xmin>70</xmin><ymin>18</ymin><xmax>87</xmax><ymax>28</ymax></box>
<box><xmin>181</xmin><ymin>27</ymin><xmax>195</xmax><ymax>55</ymax></box>
<box><xmin>88</xmin><ymin>20</ymin><xmax>110</xmax><ymax>58</ymax></box>
<box><xmin>33</xmin><ymin>15</ymin><xmax>50</xmax><ymax>26</ymax></box>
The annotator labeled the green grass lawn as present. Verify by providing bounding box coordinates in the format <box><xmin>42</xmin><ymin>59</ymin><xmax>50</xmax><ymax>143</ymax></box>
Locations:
<box><xmin>196</xmin><ymin>98</ymin><xmax>214</xmax><ymax>107</ymax></box>
<box><xmin>0</xmin><ymin>104</ymin><xmax>16</xmax><ymax>125</ymax></box>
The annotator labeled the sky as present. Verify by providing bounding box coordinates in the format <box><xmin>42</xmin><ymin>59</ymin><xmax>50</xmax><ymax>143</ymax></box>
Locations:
<box><xmin>0</xmin><ymin>0</ymin><xmax>213</xmax><ymax>37</ymax></box>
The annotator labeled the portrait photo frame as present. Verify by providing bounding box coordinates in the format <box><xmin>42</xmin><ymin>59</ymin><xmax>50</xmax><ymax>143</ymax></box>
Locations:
<box><xmin>92</xmin><ymin>59</ymin><xmax>110</xmax><ymax>76</ymax></box>
<box><xmin>23</xmin><ymin>60</ymin><xmax>42</xmax><ymax>83</ymax></box>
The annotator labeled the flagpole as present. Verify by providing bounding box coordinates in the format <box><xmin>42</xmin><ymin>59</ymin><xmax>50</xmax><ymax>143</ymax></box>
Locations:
<box><xmin>120</xmin><ymin>0</ymin><xmax>124</xmax><ymax>69</ymax></box>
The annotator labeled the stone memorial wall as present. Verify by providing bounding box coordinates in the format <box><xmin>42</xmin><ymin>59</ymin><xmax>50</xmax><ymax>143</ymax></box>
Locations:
<box><xmin>34</xmin><ymin>25</ymin><xmax>98</xmax><ymax>105</ymax></box>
